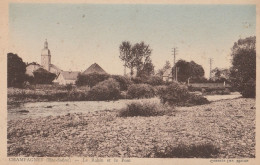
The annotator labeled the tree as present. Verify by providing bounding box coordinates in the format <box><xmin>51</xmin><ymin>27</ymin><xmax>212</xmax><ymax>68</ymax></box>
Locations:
<box><xmin>156</xmin><ymin>60</ymin><xmax>171</xmax><ymax>77</ymax></box>
<box><xmin>211</xmin><ymin>67</ymin><xmax>230</xmax><ymax>82</ymax></box>
<box><xmin>119</xmin><ymin>41</ymin><xmax>134</xmax><ymax>77</ymax></box>
<box><xmin>7</xmin><ymin>53</ymin><xmax>26</xmax><ymax>87</ymax></box>
<box><xmin>132</xmin><ymin>42</ymin><xmax>154</xmax><ymax>78</ymax></box>
<box><xmin>33</xmin><ymin>68</ymin><xmax>56</xmax><ymax>84</ymax></box>
<box><xmin>119</xmin><ymin>41</ymin><xmax>154</xmax><ymax>78</ymax></box>
<box><xmin>174</xmin><ymin>59</ymin><xmax>205</xmax><ymax>83</ymax></box>
<box><xmin>230</xmin><ymin>36</ymin><xmax>256</xmax><ymax>98</ymax></box>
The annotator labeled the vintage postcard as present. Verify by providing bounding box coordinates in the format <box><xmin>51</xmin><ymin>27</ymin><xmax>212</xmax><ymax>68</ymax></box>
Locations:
<box><xmin>0</xmin><ymin>0</ymin><xmax>259</xmax><ymax>164</ymax></box>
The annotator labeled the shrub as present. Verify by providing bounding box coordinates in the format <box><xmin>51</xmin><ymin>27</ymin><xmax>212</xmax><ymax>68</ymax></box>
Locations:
<box><xmin>118</xmin><ymin>102</ymin><xmax>173</xmax><ymax>117</ymax></box>
<box><xmin>150</xmin><ymin>143</ymin><xmax>220</xmax><ymax>158</ymax></box>
<box><xmin>159</xmin><ymin>82</ymin><xmax>190</xmax><ymax>105</ymax></box>
<box><xmin>66</xmin><ymin>90</ymin><xmax>88</xmax><ymax>101</ymax></box>
<box><xmin>33</xmin><ymin>68</ymin><xmax>56</xmax><ymax>84</ymax></box>
<box><xmin>146</xmin><ymin>75</ymin><xmax>164</xmax><ymax>86</ymax></box>
<box><xmin>154</xmin><ymin>85</ymin><xmax>167</xmax><ymax>96</ymax></box>
<box><xmin>131</xmin><ymin>77</ymin><xmax>143</xmax><ymax>84</ymax></box>
<box><xmin>159</xmin><ymin>82</ymin><xmax>209</xmax><ymax>106</ymax></box>
<box><xmin>86</xmin><ymin>78</ymin><xmax>121</xmax><ymax>101</ymax></box>
<box><xmin>204</xmin><ymin>88</ymin><xmax>231</xmax><ymax>95</ymax></box>
<box><xmin>186</xmin><ymin>94</ymin><xmax>210</xmax><ymax>105</ymax></box>
<box><xmin>127</xmin><ymin>84</ymin><xmax>155</xmax><ymax>99</ymax></box>
<box><xmin>64</xmin><ymin>84</ymin><xmax>73</xmax><ymax>91</ymax></box>
<box><xmin>111</xmin><ymin>75</ymin><xmax>132</xmax><ymax>91</ymax></box>
<box><xmin>76</xmin><ymin>73</ymin><xmax>110</xmax><ymax>87</ymax></box>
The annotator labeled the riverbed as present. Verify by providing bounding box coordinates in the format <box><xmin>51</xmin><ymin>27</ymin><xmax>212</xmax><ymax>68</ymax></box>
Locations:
<box><xmin>7</xmin><ymin>93</ymin><xmax>241</xmax><ymax>121</ymax></box>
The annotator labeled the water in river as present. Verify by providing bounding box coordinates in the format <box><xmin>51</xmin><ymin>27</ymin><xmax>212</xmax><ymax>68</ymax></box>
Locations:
<box><xmin>8</xmin><ymin>93</ymin><xmax>241</xmax><ymax>121</ymax></box>
<box><xmin>7</xmin><ymin>98</ymin><xmax>160</xmax><ymax>121</ymax></box>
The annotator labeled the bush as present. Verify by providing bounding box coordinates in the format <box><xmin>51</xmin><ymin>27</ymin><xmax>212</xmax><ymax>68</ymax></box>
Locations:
<box><xmin>111</xmin><ymin>75</ymin><xmax>132</xmax><ymax>91</ymax></box>
<box><xmin>64</xmin><ymin>84</ymin><xmax>73</xmax><ymax>91</ymax></box>
<box><xmin>118</xmin><ymin>102</ymin><xmax>173</xmax><ymax>117</ymax></box>
<box><xmin>76</xmin><ymin>73</ymin><xmax>110</xmax><ymax>87</ymax></box>
<box><xmin>150</xmin><ymin>143</ymin><xmax>220</xmax><ymax>158</ymax></box>
<box><xmin>159</xmin><ymin>82</ymin><xmax>209</xmax><ymax>106</ymax></box>
<box><xmin>127</xmin><ymin>84</ymin><xmax>155</xmax><ymax>99</ymax></box>
<box><xmin>145</xmin><ymin>76</ymin><xmax>164</xmax><ymax>86</ymax></box>
<box><xmin>154</xmin><ymin>85</ymin><xmax>167</xmax><ymax>96</ymax></box>
<box><xmin>186</xmin><ymin>94</ymin><xmax>210</xmax><ymax>105</ymax></box>
<box><xmin>33</xmin><ymin>68</ymin><xmax>56</xmax><ymax>84</ymax></box>
<box><xmin>86</xmin><ymin>78</ymin><xmax>121</xmax><ymax>101</ymax></box>
<box><xmin>159</xmin><ymin>82</ymin><xmax>190</xmax><ymax>105</ymax></box>
<box><xmin>204</xmin><ymin>88</ymin><xmax>231</xmax><ymax>95</ymax></box>
<box><xmin>131</xmin><ymin>77</ymin><xmax>143</xmax><ymax>84</ymax></box>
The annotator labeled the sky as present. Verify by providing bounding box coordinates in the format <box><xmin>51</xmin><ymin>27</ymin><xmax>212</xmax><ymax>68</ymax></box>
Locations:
<box><xmin>8</xmin><ymin>4</ymin><xmax>256</xmax><ymax>78</ymax></box>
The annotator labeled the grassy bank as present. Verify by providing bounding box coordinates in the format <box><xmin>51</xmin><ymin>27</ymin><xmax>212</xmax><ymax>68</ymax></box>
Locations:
<box><xmin>8</xmin><ymin>87</ymin><xmax>89</xmax><ymax>104</ymax></box>
<box><xmin>8</xmin><ymin>98</ymin><xmax>255</xmax><ymax>158</ymax></box>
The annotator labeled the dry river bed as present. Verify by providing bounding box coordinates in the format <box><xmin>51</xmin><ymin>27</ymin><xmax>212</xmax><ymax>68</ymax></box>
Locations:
<box><xmin>7</xmin><ymin>98</ymin><xmax>255</xmax><ymax>158</ymax></box>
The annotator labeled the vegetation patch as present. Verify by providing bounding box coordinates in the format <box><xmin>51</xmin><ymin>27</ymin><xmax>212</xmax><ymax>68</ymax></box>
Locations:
<box><xmin>150</xmin><ymin>143</ymin><xmax>220</xmax><ymax>158</ymax></box>
<box><xmin>127</xmin><ymin>84</ymin><xmax>155</xmax><ymax>99</ymax></box>
<box><xmin>159</xmin><ymin>82</ymin><xmax>209</xmax><ymax>106</ymax></box>
<box><xmin>118</xmin><ymin>102</ymin><xmax>173</xmax><ymax>117</ymax></box>
<box><xmin>76</xmin><ymin>73</ymin><xmax>110</xmax><ymax>87</ymax></box>
<box><xmin>86</xmin><ymin>78</ymin><xmax>121</xmax><ymax>101</ymax></box>
<box><xmin>111</xmin><ymin>75</ymin><xmax>132</xmax><ymax>91</ymax></box>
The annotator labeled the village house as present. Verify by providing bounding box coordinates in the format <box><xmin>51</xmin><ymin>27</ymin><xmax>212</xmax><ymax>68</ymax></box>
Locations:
<box><xmin>162</xmin><ymin>68</ymin><xmax>173</xmax><ymax>82</ymax></box>
<box><xmin>53</xmin><ymin>71</ymin><xmax>80</xmax><ymax>85</ymax></box>
<box><xmin>54</xmin><ymin>64</ymin><xmax>107</xmax><ymax>85</ymax></box>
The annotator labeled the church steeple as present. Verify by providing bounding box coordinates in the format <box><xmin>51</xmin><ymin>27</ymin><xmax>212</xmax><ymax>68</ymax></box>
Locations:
<box><xmin>44</xmin><ymin>39</ymin><xmax>48</xmax><ymax>49</ymax></box>
<box><xmin>41</xmin><ymin>39</ymin><xmax>51</xmax><ymax>71</ymax></box>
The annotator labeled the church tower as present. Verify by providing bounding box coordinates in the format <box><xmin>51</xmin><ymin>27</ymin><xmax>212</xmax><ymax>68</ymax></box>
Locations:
<box><xmin>41</xmin><ymin>39</ymin><xmax>51</xmax><ymax>71</ymax></box>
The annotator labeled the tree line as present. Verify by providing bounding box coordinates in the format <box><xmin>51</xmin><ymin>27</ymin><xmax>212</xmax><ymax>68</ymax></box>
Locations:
<box><xmin>7</xmin><ymin>36</ymin><xmax>256</xmax><ymax>98</ymax></box>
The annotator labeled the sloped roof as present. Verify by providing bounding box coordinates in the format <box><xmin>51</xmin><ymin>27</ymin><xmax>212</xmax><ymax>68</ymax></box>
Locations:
<box><xmin>83</xmin><ymin>63</ymin><xmax>107</xmax><ymax>75</ymax></box>
<box><xmin>27</xmin><ymin>62</ymin><xmax>41</xmax><ymax>66</ymax></box>
<box><xmin>60</xmin><ymin>71</ymin><xmax>80</xmax><ymax>80</ymax></box>
<box><xmin>163</xmin><ymin>68</ymin><xmax>173</xmax><ymax>77</ymax></box>
<box><xmin>50</xmin><ymin>64</ymin><xmax>62</xmax><ymax>72</ymax></box>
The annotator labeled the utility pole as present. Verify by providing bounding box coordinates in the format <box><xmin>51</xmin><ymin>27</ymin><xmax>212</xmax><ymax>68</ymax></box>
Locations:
<box><xmin>172</xmin><ymin>47</ymin><xmax>178</xmax><ymax>66</ymax></box>
<box><xmin>176</xmin><ymin>67</ymin><xmax>178</xmax><ymax>82</ymax></box>
<box><xmin>172</xmin><ymin>47</ymin><xmax>178</xmax><ymax>81</ymax></box>
<box><xmin>209</xmin><ymin>58</ymin><xmax>213</xmax><ymax>79</ymax></box>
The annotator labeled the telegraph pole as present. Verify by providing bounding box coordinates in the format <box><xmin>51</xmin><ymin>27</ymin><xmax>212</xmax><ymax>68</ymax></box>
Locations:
<box><xmin>172</xmin><ymin>47</ymin><xmax>178</xmax><ymax>66</ymax></box>
<box><xmin>172</xmin><ymin>47</ymin><xmax>178</xmax><ymax>81</ymax></box>
<box><xmin>209</xmin><ymin>58</ymin><xmax>213</xmax><ymax>79</ymax></box>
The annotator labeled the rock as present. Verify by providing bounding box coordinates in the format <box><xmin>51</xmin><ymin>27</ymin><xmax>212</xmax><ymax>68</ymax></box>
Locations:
<box><xmin>205</xmin><ymin>108</ymin><xmax>212</xmax><ymax>111</ymax></box>
<box><xmin>46</xmin><ymin>106</ymin><xmax>53</xmax><ymax>108</ymax></box>
<box><xmin>18</xmin><ymin>110</ymin><xmax>29</xmax><ymax>113</ymax></box>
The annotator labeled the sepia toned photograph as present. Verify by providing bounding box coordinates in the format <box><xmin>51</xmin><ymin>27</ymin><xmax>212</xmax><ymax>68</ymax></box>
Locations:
<box><xmin>5</xmin><ymin>1</ymin><xmax>257</xmax><ymax>161</ymax></box>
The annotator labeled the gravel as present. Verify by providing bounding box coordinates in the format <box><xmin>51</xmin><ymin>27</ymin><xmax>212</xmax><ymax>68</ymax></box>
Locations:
<box><xmin>7</xmin><ymin>98</ymin><xmax>255</xmax><ymax>158</ymax></box>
